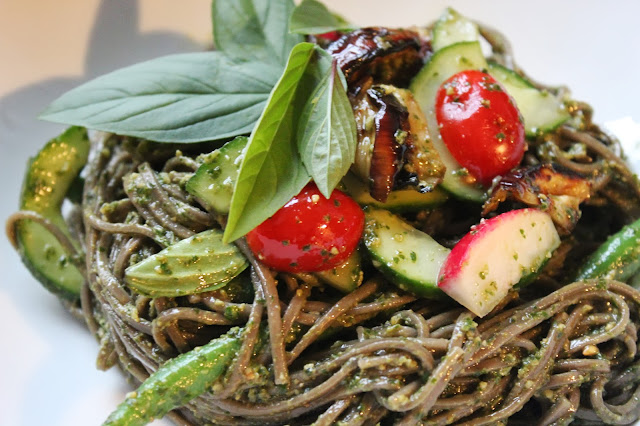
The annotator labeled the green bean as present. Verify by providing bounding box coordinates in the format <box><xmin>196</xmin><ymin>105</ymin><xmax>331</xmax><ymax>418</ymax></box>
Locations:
<box><xmin>575</xmin><ymin>217</ymin><xmax>640</xmax><ymax>282</ymax></box>
<box><xmin>103</xmin><ymin>332</ymin><xmax>241</xmax><ymax>426</ymax></box>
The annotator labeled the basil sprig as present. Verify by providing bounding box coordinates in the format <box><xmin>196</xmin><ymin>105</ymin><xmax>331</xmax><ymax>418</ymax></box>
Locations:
<box><xmin>39</xmin><ymin>0</ymin><xmax>358</xmax><ymax>242</ymax></box>
<box><xmin>224</xmin><ymin>43</ymin><xmax>356</xmax><ymax>242</ymax></box>
<box><xmin>224</xmin><ymin>44</ymin><xmax>314</xmax><ymax>243</ymax></box>
<box><xmin>40</xmin><ymin>53</ymin><xmax>281</xmax><ymax>143</ymax></box>
<box><xmin>40</xmin><ymin>0</ymin><xmax>302</xmax><ymax>143</ymax></box>
<box><xmin>289</xmin><ymin>0</ymin><xmax>353</xmax><ymax>35</ymax></box>
<box><xmin>213</xmin><ymin>0</ymin><xmax>302</xmax><ymax>66</ymax></box>
<box><xmin>298</xmin><ymin>60</ymin><xmax>356</xmax><ymax>198</ymax></box>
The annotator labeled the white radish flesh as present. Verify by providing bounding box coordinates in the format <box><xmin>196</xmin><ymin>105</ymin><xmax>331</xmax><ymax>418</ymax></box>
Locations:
<box><xmin>438</xmin><ymin>208</ymin><xmax>560</xmax><ymax>317</ymax></box>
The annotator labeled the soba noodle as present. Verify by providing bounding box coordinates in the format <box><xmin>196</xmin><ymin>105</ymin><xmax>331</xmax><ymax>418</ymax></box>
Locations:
<box><xmin>6</xmin><ymin>14</ymin><xmax>640</xmax><ymax>426</ymax></box>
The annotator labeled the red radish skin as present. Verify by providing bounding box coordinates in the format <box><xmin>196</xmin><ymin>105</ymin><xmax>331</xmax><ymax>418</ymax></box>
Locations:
<box><xmin>438</xmin><ymin>208</ymin><xmax>560</xmax><ymax>317</ymax></box>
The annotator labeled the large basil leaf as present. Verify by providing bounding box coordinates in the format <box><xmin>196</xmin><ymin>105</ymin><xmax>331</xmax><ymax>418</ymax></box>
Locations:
<box><xmin>212</xmin><ymin>0</ymin><xmax>302</xmax><ymax>67</ymax></box>
<box><xmin>125</xmin><ymin>229</ymin><xmax>248</xmax><ymax>298</ymax></box>
<box><xmin>290</xmin><ymin>0</ymin><xmax>352</xmax><ymax>35</ymax></box>
<box><xmin>297</xmin><ymin>55</ymin><xmax>357</xmax><ymax>198</ymax></box>
<box><xmin>40</xmin><ymin>52</ymin><xmax>281</xmax><ymax>143</ymax></box>
<box><xmin>223</xmin><ymin>43</ymin><xmax>317</xmax><ymax>243</ymax></box>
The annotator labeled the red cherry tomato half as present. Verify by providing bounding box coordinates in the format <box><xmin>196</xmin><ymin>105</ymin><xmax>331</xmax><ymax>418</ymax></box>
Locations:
<box><xmin>246</xmin><ymin>183</ymin><xmax>364</xmax><ymax>273</ymax></box>
<box><xmin>435</xmin><ymin>70</ymin><xmax>525</xmax><ymax>186</ymax></box>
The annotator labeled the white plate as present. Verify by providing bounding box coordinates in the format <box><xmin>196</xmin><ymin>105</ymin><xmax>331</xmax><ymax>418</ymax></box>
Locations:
<box><xmin>1</xmin><ymin>1</ymin><xmax>639</xmax><ymax>425</ymax></box>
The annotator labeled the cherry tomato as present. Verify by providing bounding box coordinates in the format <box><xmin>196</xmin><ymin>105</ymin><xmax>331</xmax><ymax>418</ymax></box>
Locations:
<box><xmin>317</xmin><ymin>31</ymin><xmax>342</xmax><ymax>42</ymax></box>
<box><xmin>435</xmin><ymin>70</ymin><xmax>525</xmax><ymax>186</ymax></box>
<box><xmin>246</xmin><ymin>183</ymin><xmax>364</xmax><ymax>272</ymax></box>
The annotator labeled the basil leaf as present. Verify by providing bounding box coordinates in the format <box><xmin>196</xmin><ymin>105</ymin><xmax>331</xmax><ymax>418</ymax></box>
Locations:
<box><xmin>290</xmin><ymin>0</ymin><xmax>353</xmax><ymax>35</ymax></box>
<box><xmin>124</xmin><ymin>229</ymin><xmax>248</xmax><ymax>298</ymax></box>
<box><xmin>212</xmin><ymin>0</ymin><xmax>302</xmax><ymax>67</ymax></box>
<box><xmin>298</xmin><ymin>57</ymin><xmax>357</xmax><ymax>198</ymax></box>
<box><xmin>40</xmin><ymin>52</ymin><xmax>281</xmax><ymax>143</ymax></box>
<box><xmin>224</xmin><ymin>43</ymin><xmax>318</xmax><ymax>243</ymax></box>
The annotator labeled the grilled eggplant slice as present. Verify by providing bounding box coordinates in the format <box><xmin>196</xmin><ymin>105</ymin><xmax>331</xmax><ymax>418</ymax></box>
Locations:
<box><xmin>352</xmin><ymin>84</ymin><xmax>444</xmax><ymax>202</ymax></box>
<box><xmin>327</xmin><ymin>27</ymin><xmax>430</xmax><ymax>89</ymax></box>
<box><xmin>483</xmin><ymin>163</ymin><xmax>591</xmax><ymax>234</ymax></box>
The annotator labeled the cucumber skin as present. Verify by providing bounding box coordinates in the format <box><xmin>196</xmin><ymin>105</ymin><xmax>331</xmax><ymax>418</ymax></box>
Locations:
<box><xmin>429</xmin><ymin>8</ymin><xmax>569</xmax><ymax>138</ymax></box>
<box><xmin>362</xmin><ymin>208</ymin><xmax>450</xmax><ymax>299</ymax></box>
<box><xmin>16</xmin><ymin>126</ymin><xmax>89</xmax><ymax>300</ymax></box>
<box><xmin>487</xmin><ymin>62</ymin><xmax>569</xmax><ymax>137</ymax></box>
<box><xmin>431</xmin><ymin>7</ymin><xmax>480</xmax><ymax>52</ymax></box>
<box><xmin>341</xmin><ymin>173</ymin><xmax>448</xmax><ymax>212</ymax></box>
<box><xmin>16</xmin><ymin>231</ymin><xmax>84</xmax><ymax>301</ymax></box>
<box><xmin>104</xmin><ymin>334</ymin><xmax>241</xmax><ymax>426</ymax></box>
<box><xmin>575</xmin><ymin>218</ymin><xmax>640</xmax><ymax>282</ymax></box>
<box><xmin>368</xmin><ymin>252</ymin><xmax>448</xmax><ymax>299</ymax></box>
<box><xmin>186</xmin><ymin>136</ymin><xmax>247</xmax><ymax>214</ymax></box>
<box><xmin>314</xmin><ymin>249</ymin><xmax>364</xmax><ymax>293</ymax></box>
<box><xmin>409</xmin><ymin>41</ymin><xmax>488</xmax><ymax>203</ymax></box>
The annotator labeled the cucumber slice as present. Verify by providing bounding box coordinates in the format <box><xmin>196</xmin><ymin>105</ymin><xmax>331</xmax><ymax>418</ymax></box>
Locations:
<box><xmin>362</xmin><ymin>208</ymin><xmax>450</xmax><ymax>298</ymax></box>
<box><xmin>432</xmin><ymin>8</ymin><xmax>480</xmax><ymax>51</ymax></box>
<box><xmin>410</xmin><ymin>41</ymin><xmax>570</xmax><ymax>202</ymax></box>
<box><xmin>341</xmin><ymin>173</ymin><xmax>448</xmax><ymax>212</ymax></box>
<box><xmin>216</xmin><ymin>270</ymin><xmax>254</xmax><ymax>303</ymax></box>
<box><xmin>409</xmin><ymin>41</ymin><xmax>488</xmax><ymax>202</ymax></box>
<box><xmin>186</xmin><ymin>136</ymin><xmax>247</xmax><ymax>214</ymax></box>
<box><xmin>16</xmin><ymin>126</ymin><xmax>89</xmax><ymax>300</ymax></box>
<box><xmin>488</xmin><ymin>62</ymin><xmax>569</xmax><ymax>136</ymax></box>
<box><xmin>431</xmin><ymin>8</ymin><xmax>570</xmax><ymax>137</ymax></box>
<box><xmin>314</xmin><ymin>249</ymin><xmax>364</xmax><ymax>293</ymax></box>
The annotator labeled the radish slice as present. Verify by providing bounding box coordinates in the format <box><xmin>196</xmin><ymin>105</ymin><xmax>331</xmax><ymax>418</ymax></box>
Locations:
<box><xmin>438</xmin><ymin>208</ymin><xmax>560</xmax><ymax>317</ymax></box>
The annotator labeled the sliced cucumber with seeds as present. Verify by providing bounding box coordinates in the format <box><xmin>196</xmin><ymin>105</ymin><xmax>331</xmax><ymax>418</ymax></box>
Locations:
<box><xmin>410</xmin><ymin>40</ymin><xmax>570</xmax><ymax>202</ymax></box>
<box><xmin>488</xmin><ymin>62</ymin><xmax>569</xmax><ymax>136</ymax></box>
<box><xmin>314</xmin><ymin>248</ymin><xmax>363</xmax><ymax>293</ymax></box>
<box><xmin>187</xmin><ymin>136</ymin><xmax>247</xmax><ymax>214</ymax></box>
<box><xmin>15</xmin><ymin>126</ymin><xmax>89</xmax><ymax>300</ymax></box>
<box><xmin>432</xmin><ymin>7</ymin><xmax>480</xmax><ymax>51</ymax></box>
<box><xmin>430</xmin><ymin>8</ymin><xmax>569</xmax><ymax>137</ymax></box>
<box><xmin>410</xmin><ymin>41</ymin><xmax>488</xmax><ymax>202</ymax></box>
<box><xmin>362</xmin><ymin>208</ymin><xmax>450</xmax><ymax>298</ymax></box>
<box><xmin>341</xmin><ymin>173</ymin><xmax>448</xmax><ymax>212</ymax></box>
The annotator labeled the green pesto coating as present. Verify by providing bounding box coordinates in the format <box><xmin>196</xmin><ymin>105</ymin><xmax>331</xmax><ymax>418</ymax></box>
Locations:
<box><xmin>16</xmin><ymin>126</ymin><xmax>89</xmax><ymax>300</ymax></box>
<box><xmin>103</xmin><ymin>334</ymin><xmax>240</xmax><ymax>426</ymax></box>
<box><xmin>575</xmin><ymin>217</ymin><xmax>640</xmax><ymax>282</ymax></box>
<box><xmin>186</xmin><ymin>136</ymin><xmax>248</xmax><ymax>215</ymax></box>
<box><xmin>124</xmin><ymin>228</ymin><xmax>248</xmax><ymax>298</ymax></box>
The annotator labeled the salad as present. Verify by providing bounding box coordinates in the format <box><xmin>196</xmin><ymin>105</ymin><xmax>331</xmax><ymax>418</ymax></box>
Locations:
<box><xmin>5</xmin><ymin>1</ymin><xmax>640</xmax><ymax>425</ymax></box>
